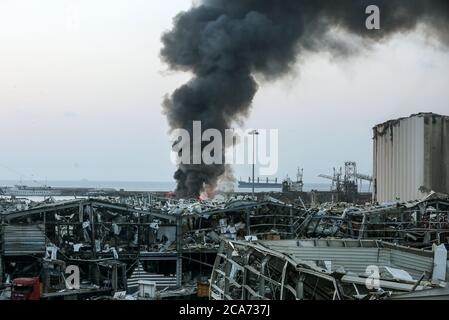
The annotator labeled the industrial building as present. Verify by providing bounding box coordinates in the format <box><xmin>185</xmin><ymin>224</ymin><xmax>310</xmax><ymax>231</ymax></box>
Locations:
<box><xmin>373</xmin><ymin>113</ymin><xmax>449</xmax><ymax>203</ymax></box>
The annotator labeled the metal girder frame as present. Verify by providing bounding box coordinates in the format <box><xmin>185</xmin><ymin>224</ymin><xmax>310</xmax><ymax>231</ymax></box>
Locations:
<box><xmin>176</xmin><ymin>216</ymin><xmax>183</xmax><ymax>287</ymax></box>
<box><xmin>1</xmin><ymin>200</ymin><xmax>182</xmax><ymax>289</ymax></box>
<box><xmin>209</xmin><ymin>241</ymin><xmax>225</xmax><ymax>300</ymax></box>
<box><xmin>200</xmin><ymin>201</ymin><xmax>303</xmax><ymax>219</ymax></box>
<box><xmin>2</xmin><ymin>201</ymin><xmax>83</xmax><ymax>221</ymax></box>
<box><xmin>1</xmin><ymin>200</ymin><xmax>177</xmax><ymax>223</ymax></box>
<box><xmin>298</xmin><ymin>202</ymin><xmax>449</xmax><ymax>244</ymax></box>
<box><xmin>89</xmin><ymin>201</ymin><xmax>177</xmax><ymax>222</ymax></box>
<box><xmin>209</xmin><ymin>240</ymin><xmax>342</xmax><ymax>300</ymax></box>
<box><xmin>186</xmin><ymin>202</ymin><xmax>305</xmax><ymax>241</ymax></box>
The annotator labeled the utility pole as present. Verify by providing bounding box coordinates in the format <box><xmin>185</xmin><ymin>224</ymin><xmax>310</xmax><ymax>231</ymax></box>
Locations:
<box><xmin>249</xmin><ymin>130</ymin><xmax>259</xmax><ymax>200</ymax></box>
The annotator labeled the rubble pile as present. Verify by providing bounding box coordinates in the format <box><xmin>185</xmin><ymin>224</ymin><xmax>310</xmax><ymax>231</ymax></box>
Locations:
<box><xmin>2</xmin><ymin>190</ymin><xmax>449</xmax><ymax>300</ymax></box>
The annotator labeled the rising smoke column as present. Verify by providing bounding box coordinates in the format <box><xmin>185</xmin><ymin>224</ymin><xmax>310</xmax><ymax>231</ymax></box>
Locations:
<box><xmin>161</xmin><ymin>0</ymin><xmax>449</xmax><ymax>198</ymax></box>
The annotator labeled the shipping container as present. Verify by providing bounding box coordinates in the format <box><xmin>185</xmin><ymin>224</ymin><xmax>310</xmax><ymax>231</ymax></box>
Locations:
<box><xmin>373</xmin><ymin>113</ymin><xmax>449</xmax><ymax>203</ymax></box>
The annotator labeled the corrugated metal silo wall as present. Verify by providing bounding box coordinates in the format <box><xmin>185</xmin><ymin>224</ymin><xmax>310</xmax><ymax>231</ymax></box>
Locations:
<box><xmin>373</xmin><ymin>116</ymin><xmax>425</xmax><ymax>203</ymax></box>
<box><xmin>424</xmin><ymin>115</ymin><xmax>449</xmax><ymax>195</ymax></box>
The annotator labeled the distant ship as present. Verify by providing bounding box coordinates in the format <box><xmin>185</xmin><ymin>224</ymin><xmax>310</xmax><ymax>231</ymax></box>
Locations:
<box><xmin>0</xmin><ymin>185</ymin><xmax>117</xmax><ymax>197</ymax></box>
<box><xmin>238</xmin><ymin>177</ymin><xmax>283</xmax><ymax>189</ymax></box>
<box><xmin>238</xmin><ymin>168</ymin><xmax>304</xmax><ymax>191</ymax></box>
<box><xmin>282</xmin><ymin>168</ymin><xmax>304</xmax><ymax>192</ymax></box>
<box><xmin>0</xmin><ymin>185</ymin><xmax>62</xmax><ymax>197</ymax></box>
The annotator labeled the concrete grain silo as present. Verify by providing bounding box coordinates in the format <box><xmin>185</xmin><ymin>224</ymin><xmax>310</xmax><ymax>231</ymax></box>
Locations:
<box><xmin>373</xmin><ymin>113</ymin><xmax>449</xmax><ymax>203</ymax></box>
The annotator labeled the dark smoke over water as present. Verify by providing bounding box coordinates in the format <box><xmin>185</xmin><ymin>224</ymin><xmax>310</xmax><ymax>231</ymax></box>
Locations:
<box><xmin>161</xmin><ymin>0</ymin><xmax>449</xmax><ymax>198</ymax></box>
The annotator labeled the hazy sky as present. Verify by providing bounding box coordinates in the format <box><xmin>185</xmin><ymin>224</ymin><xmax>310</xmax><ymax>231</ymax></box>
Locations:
<box><xmin>1</xmin><ymin>0</ymin><xmax>448</xmax><ymax>183</ymax></box>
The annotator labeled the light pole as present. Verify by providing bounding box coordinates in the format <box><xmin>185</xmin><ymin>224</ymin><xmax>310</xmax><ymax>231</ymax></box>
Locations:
<box><xmin>249</xmin><ymin>130</ymin><xmax>259</xmax><ymax>200</ymax></box>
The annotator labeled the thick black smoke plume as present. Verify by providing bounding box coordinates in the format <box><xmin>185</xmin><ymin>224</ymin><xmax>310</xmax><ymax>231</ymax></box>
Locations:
<box><xmin>161</xmin><ymin>0</ymin><xmax>449</xmax><ymax>198</ymax></box>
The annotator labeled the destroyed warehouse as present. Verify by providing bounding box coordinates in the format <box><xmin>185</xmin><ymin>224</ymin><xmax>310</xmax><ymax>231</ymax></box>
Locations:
<box><xmin>0</xmin><ymin>195</ymin><xmax>305</xmax><ymax>299</ymax></box>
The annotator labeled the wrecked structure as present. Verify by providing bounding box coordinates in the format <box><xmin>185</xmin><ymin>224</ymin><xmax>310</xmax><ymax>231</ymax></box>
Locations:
<box><xmin>2</xmin><ymin>190</ymin><xmax>449</xmax><ymax>300</ymax></box>
<box><xmin>210</xmin><ymin>239</ymin><xmax>449</xmax><ymax>300</ymax></box>
<box><xmin>207</xmin><ymin>191</ymin><xmax>449</xmax><ymax>300</ymax></box>
<box><xmin>0</xmin><ymin>196</ymin><xmax>305</xmax><ymax>299</ymax></box>
<box><xmin>296</xmin><ymin>192</ymin><xmax>449</xmax><ymax>248</ymax></box>
<box><xmin>0</xmin><ymin>198</ymin><xmax>181</xmax><ymax>299</ymax></box>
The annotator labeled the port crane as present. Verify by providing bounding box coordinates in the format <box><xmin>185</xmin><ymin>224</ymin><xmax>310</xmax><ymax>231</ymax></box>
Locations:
<box><xmin>318</xmin><ymin>167</ymin><xmax>342</xmax><ymax>192</ymax></box>
<box><xmin>318</xmin><ymin>162</ymin><xmax>372</xmax><ymax>193</ymax></box>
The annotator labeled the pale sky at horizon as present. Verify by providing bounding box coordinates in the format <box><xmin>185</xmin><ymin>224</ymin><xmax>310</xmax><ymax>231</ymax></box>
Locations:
<box><xmin>1</xmin><ymin>0</ymin><xmax>449</xmax><ymax>184</ymax></box>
